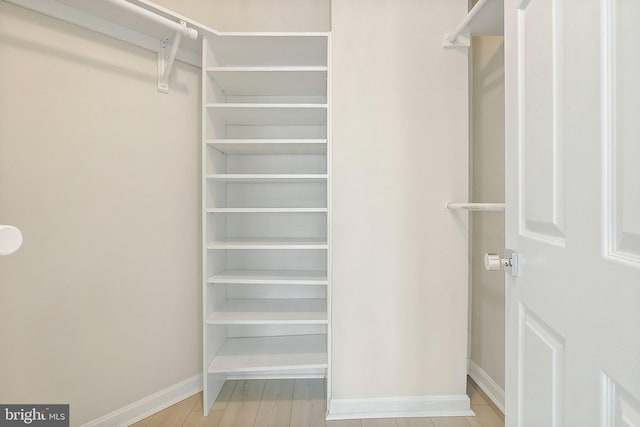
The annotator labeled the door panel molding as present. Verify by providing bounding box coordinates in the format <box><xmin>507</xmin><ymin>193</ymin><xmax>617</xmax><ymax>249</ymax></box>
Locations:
<box><xmin>601</xmin><ymin>372</ymin><xmax>640</xmax><ymax>427</ymax></box>
<box><xmin>603</xmin><ymin>0</ymin><xmax>640</xmax><ymax>268</ymax></box>
<box><xmin>518</xmin><ymin>304</ymin><xmax>565</xmax><ymax>427</ymax></box>
<box><xmin>517</xmin><ymin>0</ymin><xmax>566</xmax><ymax>247</ymax></box>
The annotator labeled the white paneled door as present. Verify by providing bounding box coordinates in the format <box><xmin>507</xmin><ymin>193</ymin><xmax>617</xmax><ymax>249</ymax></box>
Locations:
<box><xmin>504</xmin><ymin>0</ymin><xmax>640</xmax><ymax>426</ymax></box>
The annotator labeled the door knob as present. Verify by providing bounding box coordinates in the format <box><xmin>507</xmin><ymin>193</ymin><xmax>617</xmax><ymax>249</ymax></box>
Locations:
<box><xmin>484</xmin><ymin>250</ymin><xmax>519</xmax><ymax>276</ymax></box>
<box><xmin>0</xmin><ymin>225</ymin><xmax>23</xmax><ymax>256</ymax></box>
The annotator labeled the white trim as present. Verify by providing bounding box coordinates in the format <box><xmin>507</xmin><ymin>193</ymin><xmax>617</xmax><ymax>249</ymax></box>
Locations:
<box><xmin>326</xmin><ymin>31</ymin><xmax>333</xmax><ymax>407</ymax></box>
<box><xmin>468</xmin><ymin>359</ymin><xmax>505</xmax><ymax>413</ymax></box>
<box><xmin>80</xmin><ymin>375</ymin><xmax>202</xmax><ymax>427</ymax></box>
<box><xmin>326</xmin><ymin>395</ymin><xmax>474</xmax><ymax>420</ymax></box>
<box><xmin>227</xmin><ymin>371</ymin><xmax>326</xmax><ymax>380</ymax></box>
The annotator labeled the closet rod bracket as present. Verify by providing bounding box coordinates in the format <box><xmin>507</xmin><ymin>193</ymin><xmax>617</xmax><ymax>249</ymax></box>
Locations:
<box><xmin>445</xmin><ymin>202</ymin><xmax>505</xmax><ymax>211</ymax></box>
<box><xmin>442</xmin><ymin>33</ymin><xmax>470</xmax><ymax>48</ymax></box>
<box><xmin>157</xmin><ymin>22</ymin><xmax>186</xmax><ymax>93</ymax></box>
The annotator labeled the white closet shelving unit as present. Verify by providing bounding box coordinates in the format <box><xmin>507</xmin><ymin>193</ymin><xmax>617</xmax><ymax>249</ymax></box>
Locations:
<box><xmin>202</xmin><ymin>33</ymin><xmax>331</xmax><ymax>414</ymax></box>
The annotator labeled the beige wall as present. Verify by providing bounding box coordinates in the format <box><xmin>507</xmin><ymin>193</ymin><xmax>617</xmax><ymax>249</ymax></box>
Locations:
<box><xmin>153</xmin><ymin>0</ymin><xmax>331</xmax><ymax>32</ymax></box>
<box><xmin>0</xmin><ymin>3</ymin><xmax>201</xmax><ymax>425</ymax></box>
<box><xmin>470</xmin><ymin>36</ymin><xmax>506</xmax><ymax>391</ymax></box>
<box><xmin>330</xmin><ymin>0</ymin><xmax>470</xmax><ymax>401</ymax></box>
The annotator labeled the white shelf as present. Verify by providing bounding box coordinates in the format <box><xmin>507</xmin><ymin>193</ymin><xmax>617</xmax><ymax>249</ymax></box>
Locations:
<box><xmin>207</xmin><ymin>238</ymin><xmax>328</xmax><ymax>250</ymax></box>
<box><xmin>207</xmin><ymin>299</ymin><xmax>327</xmax><ymax>325</ymax></box>
<box><xmin>207</xmin><ymin>335</ymin><xmax>328</xmax><ymax>374</ymax></box>
<box><xmin>207</xmin><ymin>67</ymin><xmax>327</xmax><ymax>96</ymax></box>
<box><xmin>206</xmin><ymin>174</ymin><xmax>327</xmax><ymax>183</ymax></box>
<box><xmin>207</xmin><ymin>208</ymin><xmax>327</xmax><ymax>213</ymax></box>
<box><xmin>206</xmin><ymin>104</ymin><xmax>327</xmax><ymax>125</ymax></box>
<box><xmin>207</xmin><ymin>139</ymin><xmax>327</xmax><ymax>155</ymax></box>
<box><xmin>5</xmin><ymin>0</ymin><xmax>207</xmax><ymax>67</ymax></box>
<box><xmin>208</xmin><ymin>269</ymin><xmax>328</xmax><ymax>285</ymax></box>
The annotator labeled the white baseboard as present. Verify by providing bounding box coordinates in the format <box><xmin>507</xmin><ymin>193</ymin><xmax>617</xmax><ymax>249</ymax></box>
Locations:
<box><xmin>80</xmin><ymin>375</ymin><xmax>202</xmax><ymax>427</ymax></box>
<box><xmin>327</xmin><ymin>395</ymin><xmax>474</xmax><ymax>420</ymax></box>
<box><xmin>78</xmin><ymin>365</ymin><xmax>502</xmax><ymax>425</ymax></box>
<box><xmin>468</xmin><ymin>359</ymin><xmax>505</xmax><ymax>413</ymax></box>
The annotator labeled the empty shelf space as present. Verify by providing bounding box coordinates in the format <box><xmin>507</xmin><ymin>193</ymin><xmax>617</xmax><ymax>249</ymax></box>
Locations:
<box><xmin>205</xmin><ymin>180</ymin><xmax>327</xmax><ymax>210</ymax></box>
<box><xmin>207</xmin><ymin>238</ymin><xmax>328</xmax><ymax>250</ymax></box>
<box><xmin>207</xmin><ymin>334</ymin><xmax>327</xmax><ymax>374</ymax></box>
<box><xmin>207</xmin><ymin>299</ymin><xmax>327</xmax><ymax>325</ymax></box>
<box><xmin>206</xmin><ymin>104</ymin><xmax>327</xmax><ymax>125</ymax></box>
<box><xmin>206</xmin><ymin>67</ymin><xmax>327</xmax><ymax>96</ymax></box>
<box><xmin>206</xmin><ymin>34</ymin><xmax>328</xmax><ymax>67</ymax></box>
<box><xmin>208</xmin><ymin>269</ymin><xmax>328</xmax><ymax>285</ymax></box>
<box><xmin>207</xmin><ymin>139</ymin><xmax>327</xmax><ymax>155</ymax></box>
<box><xmin>206</xmin><ymin>174</ymin><xmax>327</xmax><ymax>183</ymax></box>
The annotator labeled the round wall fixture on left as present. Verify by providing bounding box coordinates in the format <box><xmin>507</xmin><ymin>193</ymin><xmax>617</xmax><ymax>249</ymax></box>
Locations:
<box><xmin>0</xmin><ymin>225</ymin><xmax>23</xmax><ymax>256</ymax></box>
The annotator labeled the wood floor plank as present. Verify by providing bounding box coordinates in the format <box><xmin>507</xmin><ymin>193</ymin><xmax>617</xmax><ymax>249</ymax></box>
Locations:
<box><xmin>129</xmin><ymin>417</ymin><xmax>152</xmax><ymax>427</ymax></box>
<box><xmin>141</xmin><ymin>394</ymin><xmax>200</xmax><ymax>427</ymax></box>
<box><xmin>192</xmin><ymin>393</ymin><xmax>203</xmax><ymax>412</ymax></box>
<box><xmin>468</xmin><ymin>406</ymin><xmax>503</xmax><ymax>427</ymax></box>
<box><xmin>212</xmin><ymin>381</ymin><xmax>237</xmax><ymax>413</ymax></box>
<box><xmin>396</xmin><ymin>418</ymin><xmax>435</xmax><ymax>427</ymax></box>
<box><xmin>430</xmin><ymin>417</ymin><xmax>471</xmax><ymax>427</ymax></box>
<box><xmin>218</xmin><ymin>380</ymin><xmax>265</xmax><ymax>427</ymax></box>
<box><xmin>182</xmin><ymin>409</ymin><xmax>224</xmax><ymax>427</ymax></box>
<box><xmin>464</xmin><ymin>416</ymin><xmax>482</xmax><ymax>427</ymax></box>
<box><xmin>361</xmin><ymin>419</ymin><xmax>397</xmax><ymax>427</ymax></box>
<box><xmin>254</xmin><ymin>379</ymin><xmax>295</xmax><ymax>427</ymax></box>
<box><xmin>325</xmin><ymin>420</ymin><xmax>362</xmax><ymax>427</ymax></box>
<box><xmin>466</xmin><ymin>383</ymin><xmax>487</xmax><ymax>407</ymax></box>
<box><xmin>290</xmin><ymin>379</ymin><xmax>326</xmax><ymax>427</ymax></box>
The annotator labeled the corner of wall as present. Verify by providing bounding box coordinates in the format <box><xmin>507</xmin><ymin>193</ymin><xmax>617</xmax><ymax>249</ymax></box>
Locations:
<box><xmin>468</xmin><ymin>360</ymin><xmax>505</xmax><ymax>413</ymax></box>
<box><xmin>80</xmin><ymin>376</ymin><xmax>202</xmax><ymax>427</ymax></box>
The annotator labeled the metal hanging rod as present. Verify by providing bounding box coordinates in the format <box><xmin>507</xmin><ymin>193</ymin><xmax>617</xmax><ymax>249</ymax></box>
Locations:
<box><xmin>102</xmin><ymin>0</ymin><xmax>198</xmax><ymax>40</ymax></box>
<box><xmin>442</xmin><ymin>0</ymin><xmax>503</xmax><ymax>47</ymax></box>
<box><xmin>445</xmin><ymin>202</ymin><xmax>505</xmax><ymax>212</ymax></box>
<box><xmin>445</xmin><ymin>0</ymin><xmax>490</xmax><ymax>45</ymax></box>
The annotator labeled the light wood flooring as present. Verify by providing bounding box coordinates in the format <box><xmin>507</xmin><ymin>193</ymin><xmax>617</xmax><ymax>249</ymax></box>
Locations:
<box><xmin>130</xmin><ymin>378</ymin><xmax>503</xmax><ymax>427</ymax></box>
